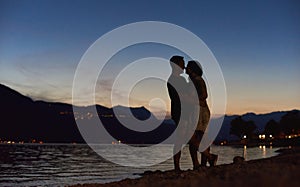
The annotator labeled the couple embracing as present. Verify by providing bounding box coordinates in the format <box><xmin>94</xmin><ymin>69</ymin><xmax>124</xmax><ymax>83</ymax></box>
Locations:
<box><xmin>167</xmin><ymin>55</ymin><xmax>218</xmax><ymax>172</ymax></box>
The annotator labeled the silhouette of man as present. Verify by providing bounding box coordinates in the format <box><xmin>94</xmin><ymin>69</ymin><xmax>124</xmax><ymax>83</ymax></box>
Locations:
<box><xmin>167</xmin><ymin>55</ymin><xmax>187</xmax><ymax>171</ymax></box>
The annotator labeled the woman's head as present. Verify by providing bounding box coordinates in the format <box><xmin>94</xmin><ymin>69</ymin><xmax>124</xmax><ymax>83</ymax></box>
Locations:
<box><xmin>187</xmin><ymin>60</ymin><xmax>203</xmax><ymax>76</ymax></box>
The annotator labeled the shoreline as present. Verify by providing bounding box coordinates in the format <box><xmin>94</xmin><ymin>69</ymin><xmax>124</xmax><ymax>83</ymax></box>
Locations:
<box><xmin>70</xmin><ymin>147</ymin><xmax>300</xmax><ymax>187</ymax></box>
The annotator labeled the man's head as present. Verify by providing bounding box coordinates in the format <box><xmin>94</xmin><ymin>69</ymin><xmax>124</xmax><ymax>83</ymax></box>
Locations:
<box><xmin>170</xmin><ymin>55</ymin><xmax>184</xmax><ymax>75</ymax></box>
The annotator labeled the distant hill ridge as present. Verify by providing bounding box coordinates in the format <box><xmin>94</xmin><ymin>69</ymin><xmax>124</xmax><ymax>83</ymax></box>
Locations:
<box><xmin>0</xmin><ymin>83</ymin><xmax>298</xmax><ymax>143</ymax></box>
<box><xmin>216</xmin><ymin>110</ymin><xmax>297</xmax><ymax>141</ymax></box>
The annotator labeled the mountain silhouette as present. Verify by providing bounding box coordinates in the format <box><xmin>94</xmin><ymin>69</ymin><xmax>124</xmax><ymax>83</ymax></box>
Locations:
<box><xmin>112</xmin><ymin>105</ymin><xmax>151</xmax><ymax>120</ymax></box>
<box><xmin>0</xmin><ymin>84</ymin><xmax>175</xmax><ymax>143</ymax></box>
<box><xmin>0</xmin><ymin>84</ymin><xmax>83</xmax><ymax>142</ymax></box>
<box><xmin>215</xmin><ymin>111</ymin><xmax>297</xmax><ymax>142</ymax></box>
<box><xmin>0</xmin><ymin>84</ymin><xmax>298</xmax><ymax>144</ymax></box>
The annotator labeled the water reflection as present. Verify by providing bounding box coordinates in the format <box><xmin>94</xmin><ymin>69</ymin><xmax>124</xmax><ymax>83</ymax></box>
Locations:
<box><xmin>243</xmin><ymin>145</ymin><xmax>247</xmax><ymax>159</ymax></box>
<box><xmin>0</xmin><ymin>144</ymin><xmax>281</xmax><ymax>186</ymax></box>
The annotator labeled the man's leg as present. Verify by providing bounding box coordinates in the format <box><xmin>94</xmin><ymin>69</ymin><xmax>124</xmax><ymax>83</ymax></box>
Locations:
<box><xmin>173</xmin><ymin>150</ymin><xmax>181</xmax><ymax>171</ymax></box>
<box><xmin>189</xmin><ymin>133</ymin><xmax>200</xmax><ymax>169</ymax></box>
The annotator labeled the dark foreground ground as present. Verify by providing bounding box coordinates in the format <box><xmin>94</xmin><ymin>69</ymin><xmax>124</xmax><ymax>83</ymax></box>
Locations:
<box><xmin>70</xmin><ymin>147</ymin><xmax>300</xmax><ymax>187</ymax></box>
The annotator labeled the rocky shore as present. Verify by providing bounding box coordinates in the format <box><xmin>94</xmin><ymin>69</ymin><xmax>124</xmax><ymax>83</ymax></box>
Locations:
<box><xmin>70</xmin><ymin>147</ymin><xmax>300</xmax><ymax>187</ymax></box>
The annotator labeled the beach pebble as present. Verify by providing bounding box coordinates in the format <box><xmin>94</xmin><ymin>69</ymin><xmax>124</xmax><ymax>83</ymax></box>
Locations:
<box><xmin>233</xmin><ymin>156</ymin><xmax>245</xmax><ymax>164</ymax></box>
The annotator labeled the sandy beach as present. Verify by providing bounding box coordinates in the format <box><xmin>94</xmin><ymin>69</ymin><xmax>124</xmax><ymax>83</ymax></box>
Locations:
<box><xmin>70</xmin><ymin>147</ymin><xmax>300</xmax><ymax>187</ymax></box>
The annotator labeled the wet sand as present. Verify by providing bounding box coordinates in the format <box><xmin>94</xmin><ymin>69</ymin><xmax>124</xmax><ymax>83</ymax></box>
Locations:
<box><xmin>70</xmin><ymin>147</ymin><xmax>300</xmax><ymax>187</ymax></box>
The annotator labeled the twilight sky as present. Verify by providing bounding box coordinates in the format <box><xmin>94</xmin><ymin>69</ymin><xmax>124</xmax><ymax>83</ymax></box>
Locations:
<box><xmin>0</xmin><ymin>0</ymin><xmax>299</xmax><ymax>115</ymax></box>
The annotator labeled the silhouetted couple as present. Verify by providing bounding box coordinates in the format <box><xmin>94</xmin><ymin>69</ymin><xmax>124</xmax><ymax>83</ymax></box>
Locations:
<box><xmin>167</xmin><ymin>55</ymin><xmax>218</xmax><ymax>172</ymax></box>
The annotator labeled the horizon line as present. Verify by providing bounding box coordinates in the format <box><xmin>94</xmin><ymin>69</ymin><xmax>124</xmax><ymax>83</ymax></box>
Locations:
<box><xmin>1</xmin><ymin>83</ymin><xmax>299</xmax><ymax>117</ymax></box>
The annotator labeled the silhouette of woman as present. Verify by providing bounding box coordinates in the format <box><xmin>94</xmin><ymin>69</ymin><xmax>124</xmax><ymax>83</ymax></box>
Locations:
<box><xmin>186</xmin><ymin>60</ymin><xmax>218</xmax><ymax>169</ymax></box>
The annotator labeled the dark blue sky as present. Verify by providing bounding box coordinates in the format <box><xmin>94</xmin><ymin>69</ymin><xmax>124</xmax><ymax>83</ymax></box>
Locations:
<box><xmin>0</xmin><ymin>0</ymin><xmax>299</xmax><ymax>114</ymax></box>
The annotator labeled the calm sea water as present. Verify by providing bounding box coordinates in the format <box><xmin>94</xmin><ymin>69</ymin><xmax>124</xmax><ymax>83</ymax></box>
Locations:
<box><xmin>0</xmin><ymin>144</ymin><xmax>281</xmax><ymax>187</ymax></box>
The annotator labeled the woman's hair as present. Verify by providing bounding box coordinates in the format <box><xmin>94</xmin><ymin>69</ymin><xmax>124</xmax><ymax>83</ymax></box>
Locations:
<box><xmin>187</xmin><ymin>60</ymin><xmax>203</xmax><ymax>76</ymax></box>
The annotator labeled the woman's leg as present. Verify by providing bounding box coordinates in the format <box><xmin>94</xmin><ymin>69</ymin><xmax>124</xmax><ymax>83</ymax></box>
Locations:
<box><xmin>201</xmin><ymin>147</ymin><xmax>210</xmax><ymax>166</ymax></box>
<box><xmin>201</xmin><ymin>146</ymin><xmax>218</xmax><ymax>167</ymax></box>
